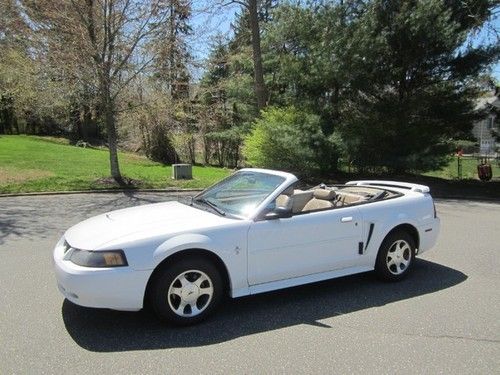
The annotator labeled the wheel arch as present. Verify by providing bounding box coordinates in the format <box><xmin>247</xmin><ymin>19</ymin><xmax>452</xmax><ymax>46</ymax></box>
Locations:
<box><xmin>382</xmin><ymin>223</ymin><xmax>420</xmax><ymax>251</ymax></box>
<box><xmin>143</xmin><ymin>248</ymin><xmax>232</xmax><ymax>308</ymax></box>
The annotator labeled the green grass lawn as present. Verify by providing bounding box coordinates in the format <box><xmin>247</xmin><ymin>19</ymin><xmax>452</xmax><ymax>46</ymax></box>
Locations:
<box><xmin>1</xmin><ymin>135</ymin><xmax>498</xmax><ymax>194</ymax></box>
<box><xmin>423</xmin><ymin>156</ymin><xmax>500</xmax><ymax>180</ymax></box>
<box><xmin>0</xmin><ymin>135</ymin><xmax>231</xmax><ymax>193</ymax></box>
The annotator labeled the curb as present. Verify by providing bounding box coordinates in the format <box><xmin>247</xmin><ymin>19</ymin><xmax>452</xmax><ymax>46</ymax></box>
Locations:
<box><xmin>0</xmin><ymin>188</ymin><xmax>203</xmax><ymax>198</ymax></box>
<box><xmin>1</xmin><ymin>190</ymin><xmax>498</xmax><ymax>202</ymax></box>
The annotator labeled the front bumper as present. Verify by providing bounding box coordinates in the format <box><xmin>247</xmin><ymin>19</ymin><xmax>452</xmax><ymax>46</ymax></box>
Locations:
<box><xmin>53</xmin><ymin>238</ymin><xmax>150</xmax><ymax>311</ymax></box>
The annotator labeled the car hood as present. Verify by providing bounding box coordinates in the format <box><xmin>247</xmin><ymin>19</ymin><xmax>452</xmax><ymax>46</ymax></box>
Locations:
<box><xmin>64</xmin><ymin>201</ymin><xmax>231</xmax><ymax>250</ymax></box>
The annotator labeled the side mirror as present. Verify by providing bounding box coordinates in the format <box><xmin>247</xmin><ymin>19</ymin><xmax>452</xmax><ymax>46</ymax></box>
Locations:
<box><xmin>264</xmin><ymin>206</ymin><xmax>293</xmax><ymax>220</ymax></box>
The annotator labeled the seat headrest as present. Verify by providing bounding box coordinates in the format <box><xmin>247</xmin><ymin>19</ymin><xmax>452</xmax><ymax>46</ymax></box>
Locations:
<box><xmin>313</xmin><ymin>189</ymin><xmax>336</xmax><ymax>200</ymax></box>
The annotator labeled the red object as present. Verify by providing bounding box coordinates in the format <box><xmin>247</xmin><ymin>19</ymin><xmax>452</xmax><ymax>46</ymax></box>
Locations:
<box><xmin>477</xmin><ymin>164</ymin><xmax>492</xmax><ymax>181</ymax></box>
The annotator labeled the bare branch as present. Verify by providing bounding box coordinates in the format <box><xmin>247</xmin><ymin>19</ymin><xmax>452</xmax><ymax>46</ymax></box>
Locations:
<box><xmin>110</xmin><ymin>9</ymin><xmax>158</xmax><ymax>79</ymax></box>
<box><xmin>112</xmin><ymin>55</ymin><xmax>156</xmax><ymax>100</ymax></box>
<box><xmin>221</xmin><ymin>0</ymin><xmax>248</xmax><ymax>8</ymax></box>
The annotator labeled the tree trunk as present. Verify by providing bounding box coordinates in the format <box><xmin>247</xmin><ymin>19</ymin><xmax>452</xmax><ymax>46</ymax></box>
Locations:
<box><xmin>0</xmin><ymin>108</ymin><xmax>5</xmax><ymax>135</ymax></box>
<box><xmin>248</xmin><ymin>0</ymin><xmax>267</xmax><ymax>111</ymax></box>
<box><xmin>0</xmin><ymin>95</ymin><xmax>16</xmax><ymax>134</ymax></box>
<box><xmin>203</xmin><ymin>136</ymin><xmax>210</xmax><ymax>165</ymax></box>
<box><xmin>81</xmin><ymin>104</ymin><xmax>93</xmax><ymax>140</ymax></box>
<box><xmin>12</xmin><ymin>115</ymin><xmax>19</xmax><ymax>134</ymax></box>
<box><xmin>102</xmin><ymin>84</ymin><xmax>123</xmax><ymax>184</ymax></box>
<box><xmin>105</xmin><ymin>107</ymin><xmax>122</xmax><ymax>184</ymax></box>
<box><xmin>168</xmin><ymin>2</ymin><xmax>176</xmax><ymax>98</ymax></box>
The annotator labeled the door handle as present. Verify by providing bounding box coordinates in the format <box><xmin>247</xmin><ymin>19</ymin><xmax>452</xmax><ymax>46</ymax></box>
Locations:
<box><xmin>341</xmin><ymin>216</ymin><xmax>353</xmax><ymax>223</ymax></box>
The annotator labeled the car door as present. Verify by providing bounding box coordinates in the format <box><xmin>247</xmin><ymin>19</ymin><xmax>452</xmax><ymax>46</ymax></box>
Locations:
<box><xmin>247</xmin><ymin>205</ymin><xmax>363</xmax><ymax>286</ymax></box>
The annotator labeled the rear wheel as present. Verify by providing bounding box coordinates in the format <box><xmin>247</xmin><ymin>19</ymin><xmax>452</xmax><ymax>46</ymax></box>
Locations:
<box><xmin>375</xmin><ymin>230</ymin><xmax>415</xmax><ymax>281</ymax></box>
<box><xmin>149</xmin><ymin>256</ymin><xmax>223</xmax><ymax>325</ymax></box>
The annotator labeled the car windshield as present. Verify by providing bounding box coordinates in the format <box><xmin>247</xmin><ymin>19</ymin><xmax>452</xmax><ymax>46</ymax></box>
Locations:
<box><xmin>194</xmin><ymin>171</ymin><xmax>285</xmax><ymax>218</ymax></box>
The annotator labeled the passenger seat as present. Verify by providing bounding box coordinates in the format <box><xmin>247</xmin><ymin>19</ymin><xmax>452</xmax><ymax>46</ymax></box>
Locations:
<box><xmin>291</xmin><ymin>190</ymin><xmax>314</xmax><ymax>213</ymax></box>
<box><xmin>302</xmin><ymin>189</ymin><xmax>336</xmax><ymax>212</ymax></box>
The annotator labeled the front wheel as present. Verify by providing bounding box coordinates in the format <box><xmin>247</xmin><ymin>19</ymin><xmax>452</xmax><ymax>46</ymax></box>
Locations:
<box><xmin>375</xmin><ymin>230</ymin><xmax>416</xmax><ymax>281</ymax></box>
<box><xmin>149</xmin><ymin>257</ymin><xmax>223</xmax><ymax>325</ymax></box>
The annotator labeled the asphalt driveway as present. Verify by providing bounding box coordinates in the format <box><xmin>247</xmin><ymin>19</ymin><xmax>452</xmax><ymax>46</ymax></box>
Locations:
<box><xmin>0</xmin><ymin>193</ymin><xmax>499</xmax><ymax>373</ymax></box>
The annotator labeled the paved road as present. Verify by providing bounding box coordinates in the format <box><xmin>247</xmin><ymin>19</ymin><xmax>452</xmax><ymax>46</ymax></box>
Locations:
<box><xmin>0</xmin><ymin>193</ymin><xmax>499</xmax><ymax>374</ymax></box>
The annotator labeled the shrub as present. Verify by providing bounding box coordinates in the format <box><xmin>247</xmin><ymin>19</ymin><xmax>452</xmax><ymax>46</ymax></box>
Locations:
<box><xmin>243</xmin><ymin>106</ymin><xmax>332</xmax><ymax>175</ymax></box>
<box><xmin>453</xmin><ymin>139</ymin><xmax>478</xmax><ymax>154</ymax></box>
<box><xmin>205</xmin><ymin>128</ymin><xmax>241</xmax><ymax>168</ymax></box>
<box><xmin>172</xmin><ymin>132</ymin><xmax>196</xmax><ymax>164</ymax></box>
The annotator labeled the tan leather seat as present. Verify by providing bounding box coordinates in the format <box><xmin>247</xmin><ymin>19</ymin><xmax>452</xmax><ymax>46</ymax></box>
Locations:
<box><xmin>291</xmin><ymin>190</ymin><xmax>314</xmax><ymax>213</ymax></box>
<box><xmin>276</xmin><ymin>189</ymin><xmax>314</xmax><ymax>213</ymax></box>
<box><xmin>275</xmin><ymin>185</ymin><xmax>295</xmax><ymax>209</ymax></box>
<box><xmin>302</xmin><ymin>189</ymin><xmax>336</xmax><ymax>212</ymax></box>
<box><xmin>336</xmin><ymin>192</ymin><xmax>365</xmax><ymax>206</ymax></box>
<box><xmin>275</xmin><ymin>194</ymin><xmax>292</xmax><ymax>209</ymax></box>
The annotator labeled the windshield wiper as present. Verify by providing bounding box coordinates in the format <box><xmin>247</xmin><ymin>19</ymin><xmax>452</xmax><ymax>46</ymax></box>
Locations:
<box><xmin>193</xmin><ymin>197</ymin><xmax>226</xmax><ymax>216</ymax></box>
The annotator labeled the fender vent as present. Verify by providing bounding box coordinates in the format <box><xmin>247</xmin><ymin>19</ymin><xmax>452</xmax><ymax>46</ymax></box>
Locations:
<box><xmin>365</xmin><ymin>223</ymin><xmax>375</xmax><ymax>250</ymax></box>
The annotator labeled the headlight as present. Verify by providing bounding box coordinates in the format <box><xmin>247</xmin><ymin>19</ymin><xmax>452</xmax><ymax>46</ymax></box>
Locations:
<box><xmin>64</xmin><ymin>248</ymin><xmax>128</xmax><ymax>267</ymax></box>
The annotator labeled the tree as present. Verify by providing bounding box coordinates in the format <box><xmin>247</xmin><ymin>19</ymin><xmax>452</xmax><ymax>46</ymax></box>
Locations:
<box><xmin>137</xmin><ymin>0</ymin><xmax>194</xmax><ymax>164</ymax></box>
<box><xmin>3</xmin><ymin>0</ymin><xmax>500</xmax><ymax>177</ymax></box>
<box><xmin>75</xmin><ymin>0</ymin><xmax>165</xmax><ymax>183</ymax></box>
<box><xmin>152</xmin><ymin>0</ymin><xmax>192</xmax><ymax>99</ymax></box>
<box><xmin>21</xmin><ymin>0</ymin><xmax>172</xmax><ymax>183</ymax></box>
<box><xmin>224</xmin><ymin>0</ymin><xmax>272</xmax><ymax>110</ymax></box>
<box><xmin>198</xmin><ymin>36</ymin><xmax>233</xmax><ymax>165</ymax></box>
<box><xmin>260</xmin><ymin>2</ymin><xmax>360</xmax><ymax>170</ymax></box>
<box><xmin>123</xmin><ymin>81</ymin><xmax>179</xmax><ymax>164</ymax></box>
<box><xmin>264</xmin><ymin>3</ymin><xmax>353</xmax><ymax>122</ymax></box>
<box><xmin>0</xmin><ymin>0</ymin><xmax>33</xmax><ymax>134</ymax></box>
<box><xmin>338</xmin><ymin>0</ymin><xmax>500</xmax><ymax>172</ymax></box>
<box><xmin>247</xmin><ymin>0</ymin><xmax>267</xmax><ymax>109</ymax></box>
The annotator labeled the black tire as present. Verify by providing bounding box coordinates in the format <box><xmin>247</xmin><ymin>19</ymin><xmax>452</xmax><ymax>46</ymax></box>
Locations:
<box><xmin>149</xmin><ymin>256</ymin><xmax>223</xmax><ymax>326</ymax></box>
<box><xmin>375</xmin><ymin>230</ymin><xmax>416</xmax><ymax>282</ymax></box>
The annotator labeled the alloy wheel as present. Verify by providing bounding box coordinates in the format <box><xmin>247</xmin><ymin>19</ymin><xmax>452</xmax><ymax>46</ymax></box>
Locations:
<box><xmin>386</xmin><ymin>239</ymin><xmax>412</xmax><ymax>275</ymax></box>
<box><xmin>167</xmin><ymin>270</ymin><xmax>214</xmax><ymax>317</ymax></box>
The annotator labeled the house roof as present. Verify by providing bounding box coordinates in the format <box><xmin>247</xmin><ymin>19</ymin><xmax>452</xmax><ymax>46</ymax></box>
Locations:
<box><xmin>475</xmin><ymin>90</ymin><xmax>500</xmax><ymax>110</ymax></box>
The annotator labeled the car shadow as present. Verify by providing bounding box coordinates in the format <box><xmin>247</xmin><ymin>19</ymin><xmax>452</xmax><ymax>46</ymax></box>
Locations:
<box><xmin>62</xmin><ymin>258</ymin><xmax>466</xmax><ymax>352</ymax></box>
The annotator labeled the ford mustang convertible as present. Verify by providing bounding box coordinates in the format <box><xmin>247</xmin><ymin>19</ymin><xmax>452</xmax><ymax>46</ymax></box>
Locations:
<box><xmin>54</xmin><ymin>168</ymin><xmax>440</xmax><ymax>325</ymax></box>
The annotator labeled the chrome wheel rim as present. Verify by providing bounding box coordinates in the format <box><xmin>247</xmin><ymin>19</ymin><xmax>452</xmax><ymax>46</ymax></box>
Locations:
<box><xmin>386</xmin><ymin>240</ymin><xmax>412</xmax><ymax>275</ymax></box>
<box><xmin>167</xmin><ymin>270</ymin><xmax>214</xmax><ymax>317</ymax></box>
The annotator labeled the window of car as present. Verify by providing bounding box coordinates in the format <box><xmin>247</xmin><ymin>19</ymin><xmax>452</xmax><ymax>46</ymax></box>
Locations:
<box><xmin>194</xmin><ymin>171</ymin><xmax>286</xmax><ymax>218</ymax></box>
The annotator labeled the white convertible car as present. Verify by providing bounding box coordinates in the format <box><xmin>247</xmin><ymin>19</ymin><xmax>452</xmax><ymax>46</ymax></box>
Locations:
<box><xmin>54</xmin><ymin>168</ymin><xmax>440</xmax><ymax>325</ymax></box>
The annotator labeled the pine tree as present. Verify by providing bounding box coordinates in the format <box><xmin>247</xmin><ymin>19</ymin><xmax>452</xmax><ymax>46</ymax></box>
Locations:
<box><xmin>152</xmin><ymin>0</ymin><xmax>192</xmax><ymax>100</ymax></box>
<box><xmin>339</xmin><ymin>0</ymin><xmax>500</xmax><ymax>172</ymax></box>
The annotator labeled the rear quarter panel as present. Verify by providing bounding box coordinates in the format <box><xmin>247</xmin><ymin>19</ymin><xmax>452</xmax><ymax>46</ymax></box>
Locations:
<box><xmin>358</xmin><ymin>192</ymin><xmax>438</xmax><ymax>267</ymax></box>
